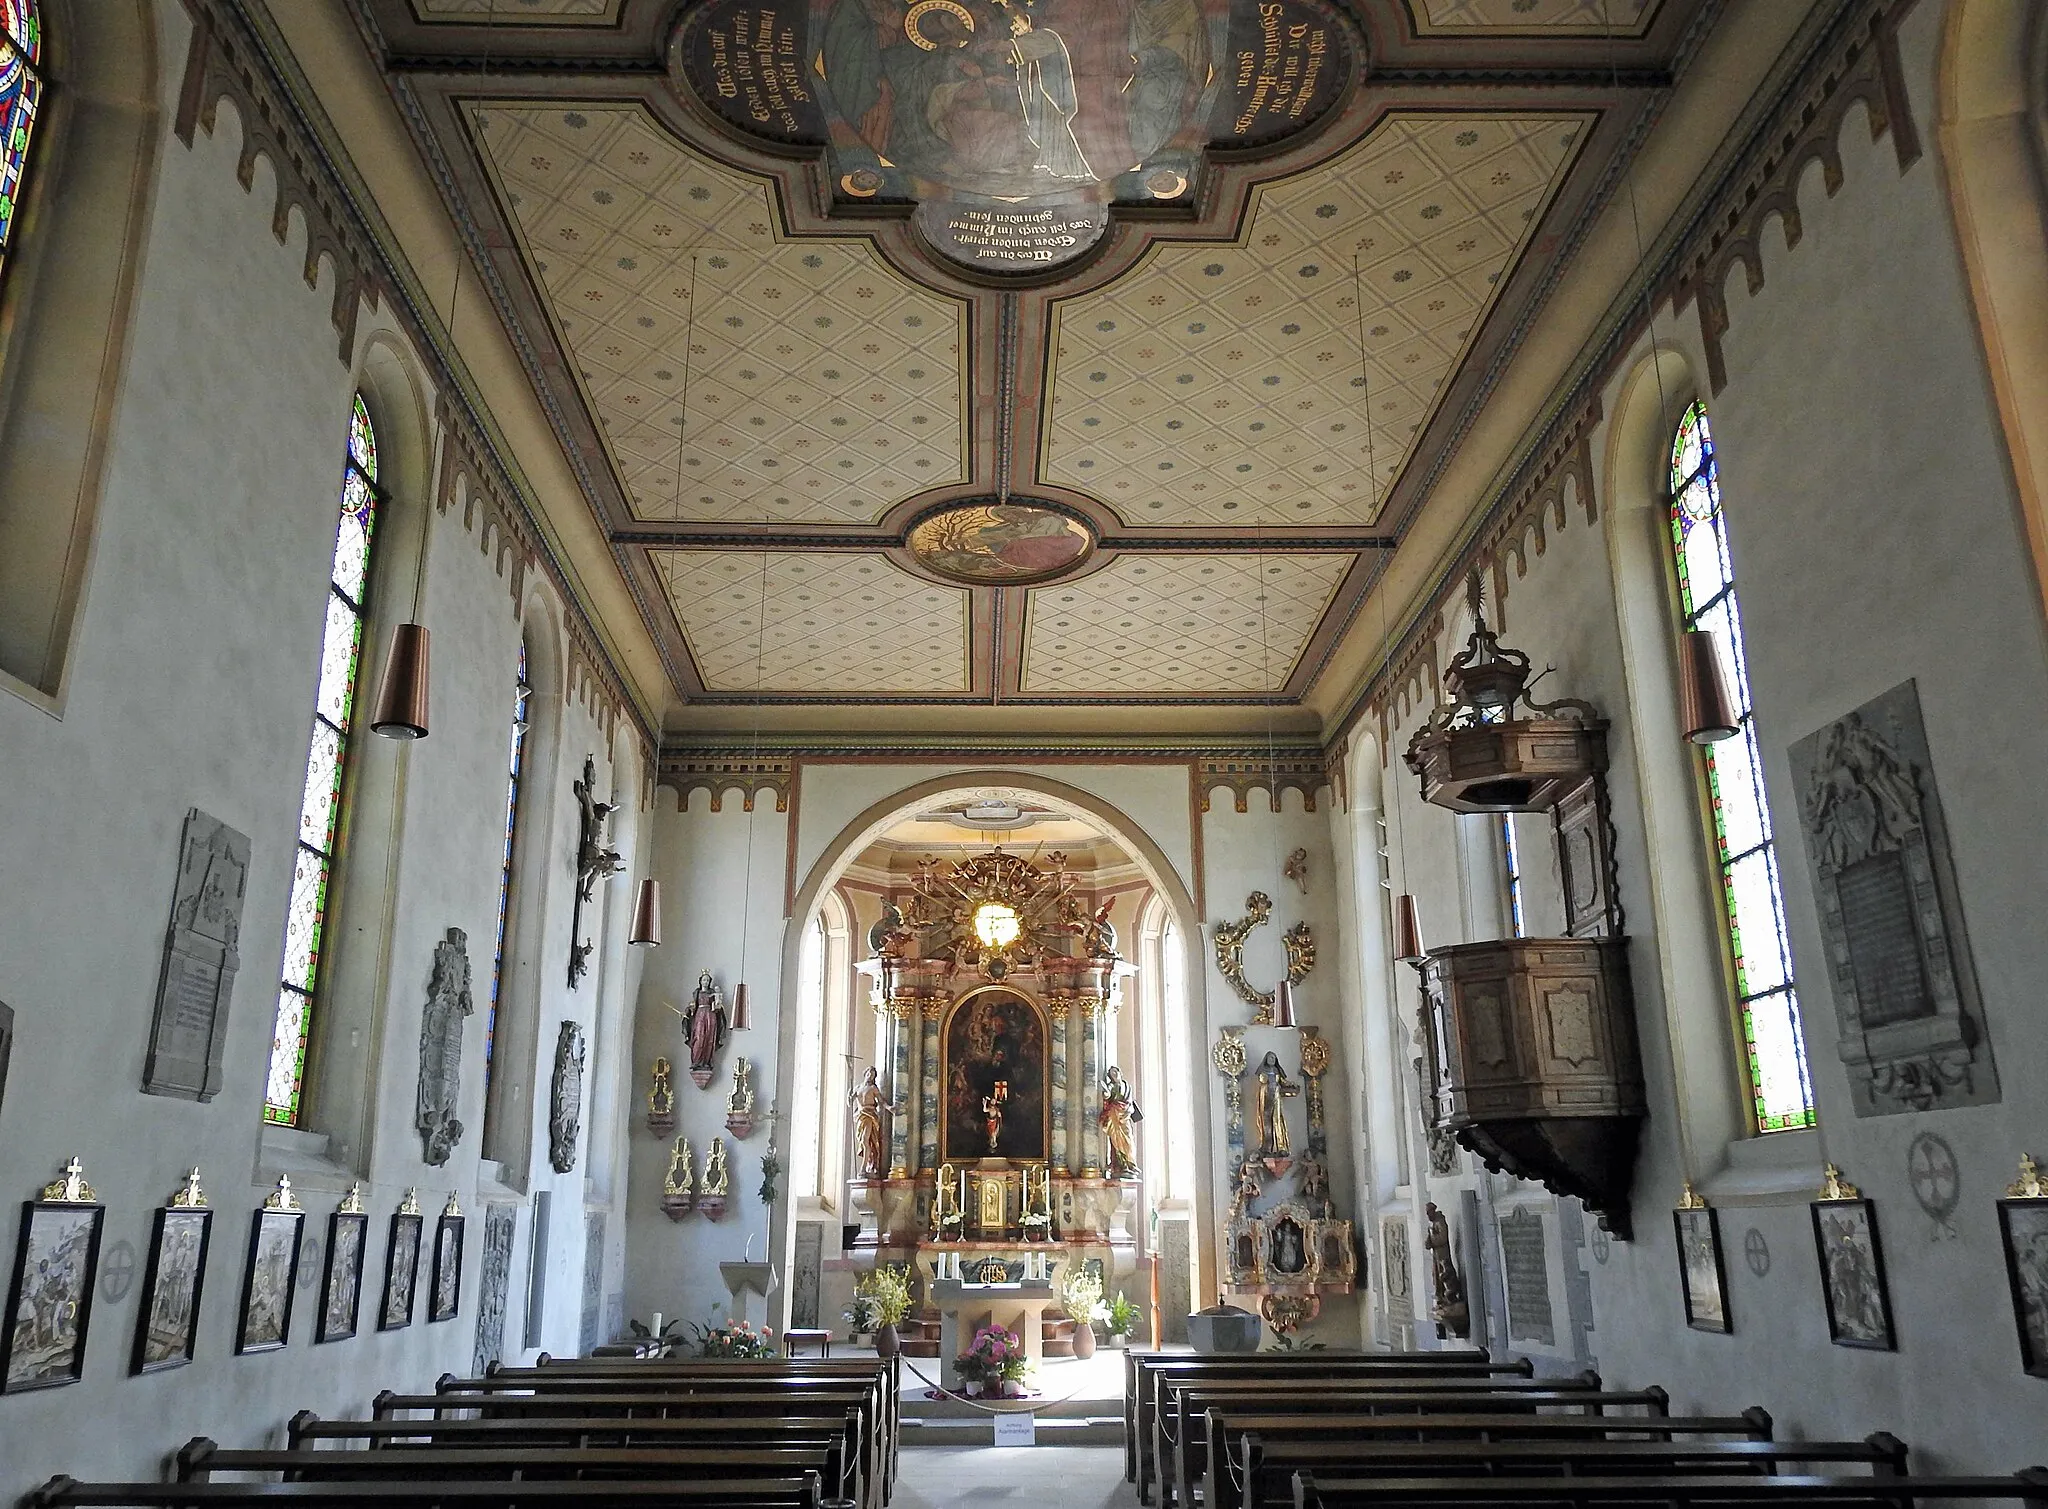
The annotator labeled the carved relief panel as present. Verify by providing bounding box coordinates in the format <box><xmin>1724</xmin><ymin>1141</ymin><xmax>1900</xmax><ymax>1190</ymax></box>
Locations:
<box><xmin>1788</xmin><ymin>681</ymin><xmax>1997</xmax><ymax>1116</ymax></box>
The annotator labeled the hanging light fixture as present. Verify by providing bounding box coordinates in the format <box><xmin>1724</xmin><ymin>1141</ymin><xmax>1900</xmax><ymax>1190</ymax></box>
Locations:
<box><xmin>628</xmin><ymin>877</ymin><xmax>662</xmax><ymax>948</ymax></box>
<box><xmin>1393</xmin><ymin>892</ymin><xmax>1426</xmax><ymax>966</ymax></box>
<box><xmin>369</xmin><ymin>622</ymin><xmax>431</xmax><ymax>739</ymax></box>
<box><xmin>1270</xmin><ymin>978</ymin><xmax>1298</xmax><ymax>1029</ymax></box>
<box><xmin>731</xmin><ymin>981</ymin><xmax>752</xmax><ymax>1031</ymax></box>
<box><xmin>1677</xmin><ymin>627</ymin><xmax>1740</xmax><ymax>743</ymax></box>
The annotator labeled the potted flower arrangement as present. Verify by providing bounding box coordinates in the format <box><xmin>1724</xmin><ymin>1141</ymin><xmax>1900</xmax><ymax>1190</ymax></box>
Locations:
<box><xmin>1057</xmin><ymin>1267</ymin><xmax>1106</xmax><ymax>1360</ymax></box>
<box><xmin>843</xmin><ymin>1291</ymin><xmax>881</xmax><ymax>1345</ymax></box>
<box><xmin>955</xmin><ymin>1323</ymin><xmax>1033</xmax><ymax>1398</ymax></box>
<box><xmin>689</xmin><ymin>1316</ymin><xmax>778</xmax><ymax>1359</ymax></box>
<box><xmin>1104</xmin><ymin>1292</ymin><xmax>1141</xmax><ymax>1348</ymax></box>
<box><xmin>854</xmin><ymin>1262</ymin><xmax>912</xmax><ymax>1358</ymax></box>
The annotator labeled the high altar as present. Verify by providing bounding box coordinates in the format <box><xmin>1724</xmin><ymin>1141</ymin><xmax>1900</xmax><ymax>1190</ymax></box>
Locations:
<box><xmin>848</xmin><ymin>849</ymin><xmax>1140</xmax><ymax>1304</ymax></box>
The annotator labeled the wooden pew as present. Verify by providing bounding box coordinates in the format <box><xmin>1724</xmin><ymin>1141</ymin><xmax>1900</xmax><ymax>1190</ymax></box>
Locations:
<box><xmin>281</xmin><ymin>1414</ymin><xmax>870</xmax><ymax>1509</ymax></box>
<box><xmin>376</xmin><ymin>1386</ymin><xmax>884</xmax><ymax>1508</ymax></box>
<box><xmin>1158</xmin><ymin>1375</ymin><xmax>1659</xmax><ymax>1509</ymax></box>
<box><xmin>1126</xmin><ymin>1353</ymin><xmax>1527</xmax><ymax>1501</ymax></box>
<box><xmin>23</xmin><ymin>1478</ymin><xmax>835</xmax><ymax>1509</ymax></box>
<box><xmin>1290</xmin><ymin>1468</ymin><xmax>2048</xmax><ymax>1509</ymax></box>
<box><xmin>1220</xmin><ymin>1434</ymin><xmax>1904</xmax><ymax>1509</ymax></box>
<box><xmin>1198</xmin><ymin>1405</ymin><xmax>1773</xmax><ymax>1508</ymax></box>
<box><xmin>470</xmin><ymin>1358</ymin><xmax>899</xmax><ymax>1492</ymax></box>
<box><xmin>174</xmin><ymin>1441</ymin><xmax>838</xmax><ymax>1491</ymax></box>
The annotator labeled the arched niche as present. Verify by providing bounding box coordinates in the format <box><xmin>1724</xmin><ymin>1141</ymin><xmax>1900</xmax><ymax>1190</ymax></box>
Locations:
<box><xmin>1937</xmin><ymin>0</ymin><xmax>2048</xmax><ymax>623</ymax></box>
<box><xmin>773</xmin><ymin>770</ymin><xmax>1215</xmax><ymax>1316</ymax></box>
<box><xmin>0</xmin><ymin>0</ymin><xmax>160</xmax><ymax>707</ymax></box>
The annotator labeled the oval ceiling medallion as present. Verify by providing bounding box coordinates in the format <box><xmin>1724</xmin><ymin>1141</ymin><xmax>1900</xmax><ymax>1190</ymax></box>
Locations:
<box><xmin>906</xmin><ymin>501</ymin><xmax>1096</xmax><ymax>585</ymax></box>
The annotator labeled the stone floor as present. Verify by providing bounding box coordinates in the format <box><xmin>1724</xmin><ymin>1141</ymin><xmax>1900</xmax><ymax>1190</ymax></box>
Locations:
<box><xmin>892</xmin><ymin>1445</ymin><xmax>1133</xmax><ymax>1509</ymax></box>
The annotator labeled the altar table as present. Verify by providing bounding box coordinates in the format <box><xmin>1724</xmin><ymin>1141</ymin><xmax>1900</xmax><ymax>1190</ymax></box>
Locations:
<box><xmin>928</xmin><ymin>1277</ymin><xmax>1057</xmax><ymax>1390</ymax></box>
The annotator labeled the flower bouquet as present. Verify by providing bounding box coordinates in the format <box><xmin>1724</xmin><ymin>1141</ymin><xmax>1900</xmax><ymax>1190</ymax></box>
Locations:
<box><xmin>690</xmin><ymin>1317</ymin><xmax>778</xmax><ymax>1359</ymax></box>
<box><xmin>954</xmin><ymin>1322</ymin><xmax>1033</xmax><ymax>1398</ymax></box>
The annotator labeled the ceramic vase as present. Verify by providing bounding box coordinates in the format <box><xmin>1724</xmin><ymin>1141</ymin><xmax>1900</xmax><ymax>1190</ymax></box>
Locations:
<box><xmin>1070</xmin><ymin>1320</ymin><xmax>1097</xmax><ymax>1359</ymax></box>
<box><xmin>873</xmin><ymin>1321</ymin><xmax>900</xmax><ymax>1358</ymax></box>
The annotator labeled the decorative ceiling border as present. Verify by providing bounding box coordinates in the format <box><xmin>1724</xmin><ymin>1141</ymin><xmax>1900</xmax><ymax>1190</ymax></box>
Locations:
<box><xmin>1329</xmin><ymin>0</ymin><xmax>1922</xmax><ymax>762</ymax></box>
<box><xmin>184</xmin><ymin>0</ymin><xmax>659</xmax><ymax>762</ymax></box>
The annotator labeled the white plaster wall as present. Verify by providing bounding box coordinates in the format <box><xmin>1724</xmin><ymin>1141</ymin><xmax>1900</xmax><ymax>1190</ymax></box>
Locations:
<box><xmin>0</xmin><ymin>13</ymin><xmax>639</xmax><ymax>1491</ymax></box>
<box><xmin>1354</xmin><ymin>0</ymin><xmax>2048</xmax><ymax>1464</ymax></box>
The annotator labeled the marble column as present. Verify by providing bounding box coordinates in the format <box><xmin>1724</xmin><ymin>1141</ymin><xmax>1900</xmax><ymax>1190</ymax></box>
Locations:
<box><xmin>1080</xmin><ymin>996</ymin><xmax>1103</xmax><ymax>1177</ymax></box>
<box><xmin>918</xmin><ymin>1000</ymin><xmax>941</xmax><ymax>1172</ymax></box>
<box><xmin>1049</xmin><ymin>997</ymin><xmax>1071</xmax><ymax>1175</ymax></box>
<box><xmin>887</xmin><ymin>999</ymin><xmax>912</xmax><ymax>1179</ymax></box>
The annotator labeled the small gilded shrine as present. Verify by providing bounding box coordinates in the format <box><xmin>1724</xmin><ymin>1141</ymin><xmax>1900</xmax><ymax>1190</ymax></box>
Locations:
<box><xmin>850</xmin><ymin>847</ymin><xmax>1137</xmax><ymax>1299</ymax></box>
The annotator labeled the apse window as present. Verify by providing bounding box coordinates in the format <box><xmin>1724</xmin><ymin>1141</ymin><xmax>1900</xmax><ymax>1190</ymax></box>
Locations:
<box><xmin>0</xmin><ymin>1</ymin><xmax>45</xmax><ymax>285</ymax></box>
<box><xmin>1668</xmin><ymin>399</ymin><xmax>1815</xmax><ymax>1133</ymax></box>
<box><xmin>264</xmin><ymin>395</ymin><xmax>380</xmax><ymax>1127</ymax></box>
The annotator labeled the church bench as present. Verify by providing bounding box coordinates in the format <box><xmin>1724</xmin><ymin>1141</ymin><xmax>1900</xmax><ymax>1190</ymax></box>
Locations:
<box><xmin>1220</xmin><ymin>1434</ymin><xmax>1903</xmax><ymax>1509</ymax></box>
<box><xmin>378</xmin><ymin>1388</ymin><xmax>885</xmax><ymax>1505</ymax></box>
<box><xmin>280</xmin><ymin>1414</ymin><xmax>867</xmax><ymax>1505</ymax></box>
<box><xmin>1288</xmin><ymin>1469</ymin><xmax>2048</xmax><ymax>1509</ymax></box>
<box><xmin>473</xmin><ymin>1359</ymin><xmax>897</xmax><ymax>1488</ymax></box>
<box><xmin>22</xmin><ymin>1478</ymin><xmax>838</xmax><ymax>1509</ymax></box>
<box><xmin>1127</xmin><ymin>1353</ymin><xmax>1524</xmax><ymax>1501</ymax></box>
<box><xmin>1158</xmin><ymin>1375</ymin><xmax>1655</xmax><ymax>1509</ymax></box>
<box><xmin>172</xmin><ymin>1443</ymin><xmax>840</xmax><ymax>1499</ymax></box>
<box><xmin>1126</xmin><ymin>1353</ymin><xmax>1513</xmax><ymax>1486</ymax></box>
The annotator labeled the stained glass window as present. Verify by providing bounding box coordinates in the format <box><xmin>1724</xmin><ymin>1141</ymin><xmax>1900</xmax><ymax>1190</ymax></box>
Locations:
<box><xmin>0</xmin><ymin>1</ymin><xmax>44</xmax><ymax>283</ymax></box>
<box><xmin>483</xmin><ymin>643</ymin><xmax>532</xmax><ymax>1097</ymax></box>
<box><xmin>1501</xmin><ymin>814</ymin><xmax>1525</xmax><ymax>938</ymax></box>
<box><xmin>265</xmin><ymin>396</ymin><xmax>380</xmax><ymax>1126</ymax></box>
<box><xmin>1668</xmin><ymin>399</ymin><xmax>1814</xmax><ymax>1132</ymax></box>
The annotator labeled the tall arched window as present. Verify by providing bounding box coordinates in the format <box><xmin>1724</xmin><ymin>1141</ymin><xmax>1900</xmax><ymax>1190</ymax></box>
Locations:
<box><xmin>1500</xmin><ymin>815</ymin><xmax>1526</xmax><ymax>938</ymax></box>
<box><xmin>0</xmin><ymin>1</ymin><xmax>46</xmax><ymax>284</ymax></box>
<box><xmin>483</xmin><ymin>640</ymin><xmax>532</xmax><ymax>1104</ymax></box>
<box><xmin>1668</xmin><ymin>400</ymin><xmax>1815</xmax><ymax>1132</ymax></box>
<box><xmin>265</xmin><ymin>396</ymin><xmax>380</xmax><ymax>1127</ymax></box>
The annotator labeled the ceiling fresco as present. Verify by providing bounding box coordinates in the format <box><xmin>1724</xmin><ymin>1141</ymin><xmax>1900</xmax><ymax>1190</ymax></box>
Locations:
<box><xmin>1041</xmin><ymin>112</ymin><xmax>1589</xmax><ymax>528</ymax></box>
<box><xmin>365</xmin><ymin>0</ymin><xmax>1707</xmax><ymax>724</ymax></box>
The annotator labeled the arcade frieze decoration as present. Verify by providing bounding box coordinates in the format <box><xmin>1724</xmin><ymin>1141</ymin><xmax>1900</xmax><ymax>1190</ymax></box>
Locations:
<box><xmin>1788</xmin><ymin>680</ymin><xmax>1998</xmax><ymax>1117</ymax></box>
<box><xmin>1213</xmin><ymin>890</ymin><xmax>1315</xmax><ymax>1026</ymax></box>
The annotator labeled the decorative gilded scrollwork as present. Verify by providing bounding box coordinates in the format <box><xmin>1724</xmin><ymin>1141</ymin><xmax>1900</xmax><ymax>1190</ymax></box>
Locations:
<box><xmin>1213</xmin><ymin>891</ymin><xmax>1316</xmax><ymax>1025</ymax></box>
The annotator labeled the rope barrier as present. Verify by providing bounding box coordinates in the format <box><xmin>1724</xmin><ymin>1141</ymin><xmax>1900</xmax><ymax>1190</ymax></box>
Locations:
<box><xmin>896</xmin><ymin>1352</ymin><xmax>1111</xmax><ymax>1416</ymax></box>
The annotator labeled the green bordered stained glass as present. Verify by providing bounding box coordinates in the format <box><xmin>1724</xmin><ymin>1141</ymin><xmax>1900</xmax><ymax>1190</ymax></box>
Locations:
<box><xmin>0</xmin><ymin>1</ymin><xmax>44</xmax><ymax>282</ymax></box>
<box><xmin>1668</xmin><ymin>399</ymin><xmax>1814</xmax><ymax>1133</ymax></box>
<box><xmin>266</xmin><ymin>396</ymin><xmax>381</xmax><ymax>1126</ymax></box>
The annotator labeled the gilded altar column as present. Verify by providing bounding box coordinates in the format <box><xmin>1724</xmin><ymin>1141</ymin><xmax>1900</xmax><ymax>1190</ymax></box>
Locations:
<box><xmin>1079</xmin><ymin>994</ymin><xmax>1103</xmax><ymax>1177</ymax></box>
<box><xmin>887</xmin><ymin>996</ymin><xmax>912</xmax><ymax>1180</ymax></box>
<box><xmin>1048</xmin><ymin>996</ymin><xmax>1071</xmax><ymax>1175</ymax></box>
<box><xmin>918</xmin><ymin>999</ymin><xmax>942</xmax><ymax>1172</ymax></box>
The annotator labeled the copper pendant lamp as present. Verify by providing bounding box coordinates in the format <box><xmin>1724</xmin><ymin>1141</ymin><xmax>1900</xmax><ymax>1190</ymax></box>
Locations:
<box><xmin>1677</xmin><ymin>627</ymin><xmax>1740</xmax><ymax>744</ymax></box>
<box><xmin>1269</xmin><ymin>978</ymin><xmax>1298</xmax><ymax>1030</ymax></box>
<box><xmin>1393</xmin><ymin>892</ymin><xmax>1427</xmax><ymax>966</ymax></box>
<box><xmin>628</xmin><ymin>878</ymin><xmax>661</xmax><ymax>948</ymax></box>
<box><xmin>369</xmin><ymin>622</ymin><xmax>431</xmax><ymax>740</ymax></box>
<box><xmin>730</xmin><ymin>982</ymin><xmax>752</xmax><ymax>1031</ymax></box>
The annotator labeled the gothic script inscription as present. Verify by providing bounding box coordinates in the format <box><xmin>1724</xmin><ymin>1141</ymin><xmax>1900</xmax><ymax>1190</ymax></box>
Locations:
<box><xmin>1499</xmin><ymin>1206</ymin><xmax>1555</xmax><ymax>1346</ymax></box>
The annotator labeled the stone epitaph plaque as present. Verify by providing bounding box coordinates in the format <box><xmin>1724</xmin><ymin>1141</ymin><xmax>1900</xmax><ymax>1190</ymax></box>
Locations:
<box><xmin>1789</xmin><ymin>681</ymin><xmax>1998</xmax><ymax>1116</ymax></box>
<box><xmin>549</xmin><ymin>1021</ymin><xmax>587</xmax><ymax>1174</ymax></box>
<box><xmin>579</xmin><ymin>1210</ymin><xmax>605</xmax><ymax>1356</ymax></box>
<box><xmin>472</xmin><ymin>1205</ymin><xmax>516</xmax><ymax>1377</ymax></box>
<box><xmin>791</xmin><ymin>1223</ymin><xmax>822</xmax><ymax>1330</ymax></box>
<box><xmin>144</xmin><ymin>810</ymin><xmax>250</xmax><ymax>1101</ymax></box>
<box><xmin>1499</xmin><ymin>1206</ymin><xmax>1555</xmax><ymax>1346</ymax></box>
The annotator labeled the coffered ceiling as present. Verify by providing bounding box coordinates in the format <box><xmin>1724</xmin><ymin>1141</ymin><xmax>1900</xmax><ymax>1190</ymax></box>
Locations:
<box><xmin>360</xmin><ymin>0</ymin><xmax>1708</xmax><ymax>735</ymax></box>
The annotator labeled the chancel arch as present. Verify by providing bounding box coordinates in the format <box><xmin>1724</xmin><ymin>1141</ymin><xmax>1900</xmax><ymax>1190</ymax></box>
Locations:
<box><xmin>775</xmin><ymin>773</ymin><xmax>1215</xmax><ymax>1335</ymax></box>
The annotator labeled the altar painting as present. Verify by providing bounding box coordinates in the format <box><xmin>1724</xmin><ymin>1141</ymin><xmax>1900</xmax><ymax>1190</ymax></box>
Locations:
<box><xmin>941</xmin><ymin>989</ymin><xmax>1047</xmax><ymax>1163</ymax></box>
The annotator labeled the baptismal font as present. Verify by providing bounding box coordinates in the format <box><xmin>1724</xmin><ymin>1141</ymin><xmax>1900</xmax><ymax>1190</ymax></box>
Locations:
<box><xmin>846</xmin><ymin>848</ymin><xmax>1139</xmax><ymax>1348</ymax></box>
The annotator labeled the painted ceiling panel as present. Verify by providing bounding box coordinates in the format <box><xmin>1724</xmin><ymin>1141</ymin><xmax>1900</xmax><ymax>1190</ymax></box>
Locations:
<box><xmin>1414</xmin><ymin>0</ymin><xmax>1658</xmax><ymax>31</ymax></box>
<box><xmin>475</xmin><ymin>103</ymin><xmax>969</xmax><ymax>526</ymax></box>
<box><xmin>654</xmin><ymin>550</ymin><xmax>974</xmax><ymax>694</ymax></box>
<box><xmin>1020</xmin><ymin>553</ymin><xmax>1355</xmax><ymax>695</ymax></box>
<box><xmin>1040</xmin><ymin>113</ymin><xmax>1590</xmax><ymax>529</ymax></box>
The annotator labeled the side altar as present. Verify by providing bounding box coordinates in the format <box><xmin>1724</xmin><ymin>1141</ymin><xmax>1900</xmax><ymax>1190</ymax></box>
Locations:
<box><xmin>844</xmin><ymin>849</ymin><xmax>1144</xmax><ymax>1323</ymax></box>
